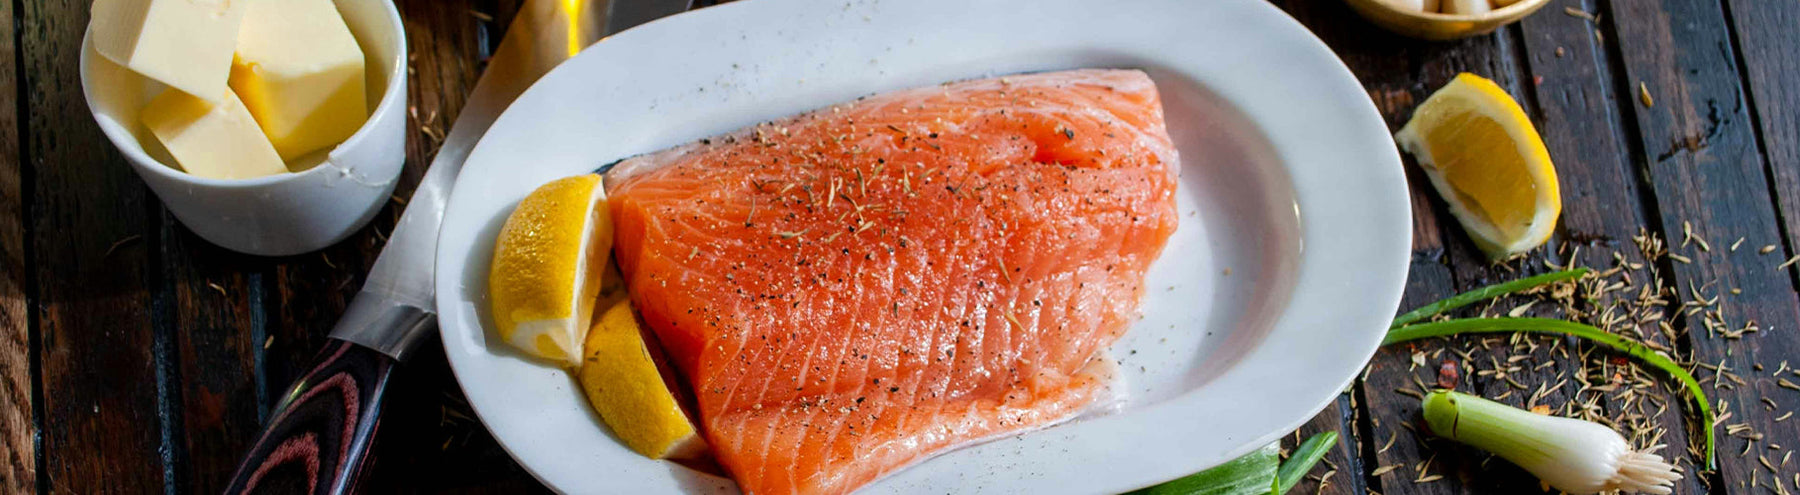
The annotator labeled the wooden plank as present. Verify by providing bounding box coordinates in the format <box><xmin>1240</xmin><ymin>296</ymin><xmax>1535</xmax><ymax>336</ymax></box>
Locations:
<box><xmin>159</xmin><ymin>223</ymin><xmax>260</xmax><ymax>493</ymax></box>
<box><xmin>1287</xmin><ymin>395</ymin><xmax>1364</xmax><ymax>495</ymax></box>
<box><xmin>1722</xmin><ymin>3</ymin><xmax>1800</xmax><ymax>480</ymax></box>
<box><xmin>1356</xmin><ymin>249</ymin><xmax>1467</xmax><ymax>495</ymax></box>
<box><xmin>1511</xmin><ymin>3</ymin><xmax>1705</xmax><ymax>492</ymax></box>
<box><xmin>0</xmin><ymin>0</ymin><xmax>35</xmax><ymax>488</ymax></box>
<box><xmin>1723</xmin><ymin>0</ymin><xmax>1800</xmax><ymax>285</ymax></box>
<box><xmin>1603</xmin><ymin>0</ymin><xmax>1800</xmax><ymax>490</ymax></box>
<box><xmin>263</xmin><ymin>244</ymin><xmax>371</xmax><ymax>418</ymax></box>
<box><xmin>18</xmin><ymin>0</ymin><xmax>166</xmax><ymax>491</ymax></box>
<box><xmin>361</xmin><ymin>336</ymin><xmax>547</xmax><ymax>493</ymax></box>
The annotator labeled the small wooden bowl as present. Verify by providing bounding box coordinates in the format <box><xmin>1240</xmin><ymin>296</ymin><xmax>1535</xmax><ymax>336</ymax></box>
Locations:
<box><xmin>1345</xmin><ymin>0</ymin><xmax>1554</xmax><ymax>40</ymax></box>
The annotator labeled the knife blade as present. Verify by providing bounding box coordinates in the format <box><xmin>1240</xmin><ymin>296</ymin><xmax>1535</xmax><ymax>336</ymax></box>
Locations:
<box><xmin>225</xmin><ymin>1</ymin><xmax>693</xmax><ymax>492</ymax></box>
<box><xmin>335</xmin><ymin>0</ymin><xmax>694</xmax><ymax>357</ymax></box>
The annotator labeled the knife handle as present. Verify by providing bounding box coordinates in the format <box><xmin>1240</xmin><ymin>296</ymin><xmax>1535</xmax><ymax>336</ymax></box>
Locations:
<box><xmin>224</xmin><ymin>338</ymin><xmax>395</xmax><ymax>495</ymax></box>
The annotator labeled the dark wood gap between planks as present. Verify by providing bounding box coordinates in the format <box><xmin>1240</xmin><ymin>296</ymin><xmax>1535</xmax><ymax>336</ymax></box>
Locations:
<box><xmin>249</xmin><ymin>271</ymin><xmax>267</xmax><ymax>425</ymax></box>
<box><xmin>4</xmin><ymin>0</ymin><xmax>39</xmax><ymax>490</ymax></box>
<box><xmin>162</xmin><ymin>215</ymin><xmax>266</xmax><ymax>493</ymax></box>
<box><xmin>1287</xmin><ymin>392</ymin><xmax>1364</xmax><ymax>495</ymax></box>
<box><xmin>1716</xmin><ymin>0</ymin><xmax>1800</xmax><ymax>294</ymax></box>
<box><xmin>148</xmin><ymin>206</ymin><xmax>183</xmax><ymax>495</ymax></box>
<box><xmin>1583</xmin><ymin>0</ymin><xmax>1671</xmax><ymax>236</ymax></box>
<box><xmin>1518</xmin><ymin>0</ymin><xmax>1709</xmax><ymax>492</ymax></box>
<box><xmin>1604</xmin><ymin>0</ymin><xmax>1800</xmax><ymax>491</ymax></box>
<box><xmin>22</xmin><ymin>0</ymin><xmax>167</xmax><ymax>492</ymax></box>
<box><xmin>1345</xmin><ymin>373</ymin><xmax>1386</xmax><ymax>495</ymax></box>
<box><xmin>1586</xmin><ymin>0</ymin><xmax>1718</xmax><ymax>489</ymax></box>
<box><xmin>1717</xmin><ymin>3</ymin><xmax>1800</xmax><ymax>480</ymax></box>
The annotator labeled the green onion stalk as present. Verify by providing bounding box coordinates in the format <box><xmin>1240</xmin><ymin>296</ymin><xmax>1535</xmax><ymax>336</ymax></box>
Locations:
<box><xmin>1389</xmin><ymin>267</ymin><xmax>1590</xmax><ymax>327</ymax></box>
<box><xmin>1133</xmin><ymin>431</ymin><xmax>1338</xmax><ymax>495</ymax></box>
<box><xmin>1386</xmin><ymin>268</ymin><xmax>1716</xmax><ymax>469</ymax></box>
<box><xmin>1422</xmin><ymin>390</ymin><xmax>1680</xmax><ymax>494</ymax></box>
<box><xmin>1385</xmin><ymin>317</ymin><xmax>1714</xmax><ymax>468</ymax></box>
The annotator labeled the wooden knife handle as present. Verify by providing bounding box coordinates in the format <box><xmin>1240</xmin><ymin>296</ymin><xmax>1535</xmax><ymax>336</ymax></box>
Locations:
<box><xmin>224</xmin><ymin>338</ymin><xmax>395</xmax><ymax>495</ymax></box>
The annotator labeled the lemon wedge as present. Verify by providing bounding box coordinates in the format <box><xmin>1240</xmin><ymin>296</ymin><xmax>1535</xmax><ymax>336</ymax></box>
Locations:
<box><xmin>489</xmin><ymin>174</ymin><xmax>611</xmax><ymax>367</ymax></box>
<box><xmin>580</xmin><ymin>298</ymin><xmax>708</xmax><ymax>460</ymax></box>
<box><xmin>1395</xmin><ymin>73</ymin><xmax>1561</xmax><ymax>259</ymax></box>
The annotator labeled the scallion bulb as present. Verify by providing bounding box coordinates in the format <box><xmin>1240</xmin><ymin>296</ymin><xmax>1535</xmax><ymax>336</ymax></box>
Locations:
<box><xmin>1421</xmin><ymin>390</ymin><xmax>1681</xmax><ymax>494</ymax></box>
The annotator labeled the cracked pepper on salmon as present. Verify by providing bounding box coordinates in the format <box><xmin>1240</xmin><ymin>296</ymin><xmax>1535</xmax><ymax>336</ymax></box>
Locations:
<box><xmin>606</xmin><ymin>69</ymin><xmax>1179</xmax><ymax>494</ymax></box>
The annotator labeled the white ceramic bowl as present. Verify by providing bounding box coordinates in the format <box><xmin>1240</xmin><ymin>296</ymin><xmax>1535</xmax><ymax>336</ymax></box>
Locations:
<box><xmin>80</xmin><ymin>0</ymin><xmax>408</xmax><ymax>256</ymax></box>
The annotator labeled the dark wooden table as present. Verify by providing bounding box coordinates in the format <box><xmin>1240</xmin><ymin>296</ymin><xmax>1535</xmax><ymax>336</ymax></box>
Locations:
<box><xmin>5</xmin><ymin>0</ymin><xmax>1798</xmax><ymax>493</ymax></box>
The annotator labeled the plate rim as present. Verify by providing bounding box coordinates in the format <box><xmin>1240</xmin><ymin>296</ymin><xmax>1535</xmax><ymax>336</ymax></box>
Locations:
<box><xmin>433</xmin><ymin>0</ymin><xmax>1410</xmax><ymax>492</ymax></box>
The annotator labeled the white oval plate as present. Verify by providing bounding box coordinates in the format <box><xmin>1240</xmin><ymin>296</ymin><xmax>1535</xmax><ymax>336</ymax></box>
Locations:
<box><xmin>434</xmin><ymin>0</ymin><xmax>1410</xmax><ymax>493</ymax></box>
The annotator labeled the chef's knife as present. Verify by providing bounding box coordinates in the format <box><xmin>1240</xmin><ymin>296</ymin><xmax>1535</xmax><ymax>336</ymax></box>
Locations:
<box><xmin>224</xmin><ymin>1</ymin><xmax>693</xmax><ymax>492</ymax></box>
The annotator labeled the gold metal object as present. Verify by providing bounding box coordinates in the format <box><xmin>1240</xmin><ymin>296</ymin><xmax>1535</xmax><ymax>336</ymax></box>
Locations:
<box><xmin>1344</xmin><ymin>0</ymin><xmax>1553</xmax><ymax>41</ymax></box>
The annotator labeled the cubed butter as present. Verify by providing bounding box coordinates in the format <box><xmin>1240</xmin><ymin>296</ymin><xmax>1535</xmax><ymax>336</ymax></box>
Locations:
<box><xmin>89</xmin><ymin>0</ymin><xmax>252</xmax><ymax>103</ymax></box>
<box><xmin>229</xmin><ymin>0</ymin><xmax>367</xmax><ymax>161</ymax></box>
<box><xmin>141</xmin><ymin>89</ymin><xmax>289</xmax><ymax>180</ymax></box>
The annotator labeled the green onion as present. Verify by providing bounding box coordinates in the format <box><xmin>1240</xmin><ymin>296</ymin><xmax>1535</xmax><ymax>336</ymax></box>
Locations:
<box><xmin>1130</xmin><ymin>443</ymin><xmax>1276</xmax><ymax>495</ymax></box>
<box><xmin>1422</xmin><ymin>390</ymin><xmax>1681</xmax><ymax>494</ymax></box>
<box><xmin>1276</xmin><ymin>431</ymin><xmax>1337</xmax><ymax>494</ymax></box>
<box><xmin>1135</xmin><ymin>431</ymin><xmax>1338</xmax><ymax>495</ymax></box>
<box><xmin>1389</xmin><ymin>268</ymin><xmax>1590</xmax><ymax>327</ymax></box>
<box><xmin>1386</xmin><ymin>267</ymin><xmax>1714</xmax><ymax>469</ymax></box>
<box><xmin>1385</xmin><ymin>317</ymin><xmax>1714</xmax><ymax>468</ymax></box>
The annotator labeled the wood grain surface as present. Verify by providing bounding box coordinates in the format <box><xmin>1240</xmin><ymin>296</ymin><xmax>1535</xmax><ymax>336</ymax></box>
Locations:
<box><xmin>8</xmin><ymin>0</ymin><xmax>1800</xmax><ymax>493</ymax></box>
<box><xmin>20</xmin><ymin>0</ymin><xmax>167</xmax><ymax>491</ymax></box>
<box><xmin>1724</xmin><ymin>0</ymin><xmax>1800</xmax><ymax>286</ymax></box>
<box><xmin>0</xmin><ymin>0</ymin><xmax>34</xmax><ymax>489</ymax></box>
<box><xmin>1605</xmin><ymin>0</ymin><xmax>1800</xmax><ymax>489</ymax></box>
<box><xmin>1512</xmin><ymin>2</ymin><xmax>1703</xmax><ymax>492</ymax></box>
<box><xmin>161</xmin><ymin>226</ymin><xmax>261</xmax><ymax>493</ymax></box>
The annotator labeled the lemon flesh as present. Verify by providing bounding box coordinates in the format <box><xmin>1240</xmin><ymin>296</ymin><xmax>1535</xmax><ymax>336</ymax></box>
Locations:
<box><xmin>580</xmin><ymin>298</ymin><xmax>707</xmax><ymax>460</ymax></box>
<box><xmin>1395</xmin><ymin>73</ymin><xmax>1561</xmax><ymax>259</ymax></box>
<box><xmin>488</xmin><ymin>174</ymin><xmax>611</xmax><ymax>367</ymax></box>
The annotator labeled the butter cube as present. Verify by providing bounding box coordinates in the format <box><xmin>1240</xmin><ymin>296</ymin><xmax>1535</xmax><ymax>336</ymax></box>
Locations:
<box><xmin>141</xmin><ymin>89</ymin><xmax>289</xmax><ymax>180</ymax></box>
<box><xmin>229</xmin><ymin>0</ymin><xmax>367</xmax><ymax>161</ymax></box>
<box><xmin>89</xmin><ymin>0</ymin><xmax>252</xmax><ymax>103</ymax></box>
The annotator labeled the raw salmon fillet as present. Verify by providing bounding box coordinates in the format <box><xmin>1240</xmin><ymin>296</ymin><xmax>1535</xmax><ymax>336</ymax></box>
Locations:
<box><xmin>607</xmin><ymin>69</ymin><xmax>1179</xmax><ymax>494</ymax></box>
